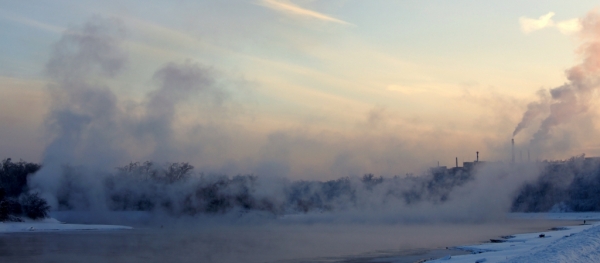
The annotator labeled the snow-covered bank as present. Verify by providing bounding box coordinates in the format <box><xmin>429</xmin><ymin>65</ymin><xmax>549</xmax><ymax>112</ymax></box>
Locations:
<box><xmin>424</xmin><ymin>218</ymin><xmax>600</xmax><ymax>263</ymax></box>
<box><xmin>503</xmin><ymin>224</ymin><xmax>600</xmax><ymax>262</ymax></box>
<box><xmin>0</xmin><ymin>218</ymin><xmax>132</xmax><ymax>233</ymax></box>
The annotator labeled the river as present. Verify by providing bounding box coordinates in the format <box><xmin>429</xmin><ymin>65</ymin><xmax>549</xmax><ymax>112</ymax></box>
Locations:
<box><xmin>0</xmin><ymin>218</ymin><xmax>576</xmax><ymax>263</ymax></box>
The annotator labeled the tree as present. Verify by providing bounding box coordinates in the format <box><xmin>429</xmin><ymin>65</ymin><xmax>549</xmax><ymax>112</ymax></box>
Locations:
<box><xmin>20</xmin><ymin>193</ymin><xmax>50</xmax><ymax>219</ymax></box>
<box><xmin>0</xmin><ymin>188</ymin><xmax>8</xmax><ymax>221</ymax></box>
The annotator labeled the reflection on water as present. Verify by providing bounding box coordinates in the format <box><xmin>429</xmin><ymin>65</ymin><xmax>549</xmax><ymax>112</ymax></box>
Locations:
<box><xmin>0</xmin><ymin>219</ymin><xmax>576</xmax><ymax>263</ymax></box>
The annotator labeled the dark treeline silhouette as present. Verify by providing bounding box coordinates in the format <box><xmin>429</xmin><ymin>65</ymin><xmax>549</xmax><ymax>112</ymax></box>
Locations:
<box><xmin>512</xmin><ymin>155</ymin><xmax>600</xmax><ymax>212</ymax></box>
<box><xmin>53</xmin><ymin>161</ymin><xmax>476</xmax><ymax>216</ymax></box>
<box><xmin>0</xmin><ymin>159</ymin><xmax>49</xmax><ymax>221</ymax></box>
<box><xmin>6</xmin><ymin>155</ymin><xmax>600</xmax><ymax>220</ymax></box>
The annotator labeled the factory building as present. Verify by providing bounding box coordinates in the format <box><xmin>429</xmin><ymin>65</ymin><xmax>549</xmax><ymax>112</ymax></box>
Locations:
<box><xmin>430</xmin><ymin>138</ymin><xmax>600</xmax><ymax>177</ymax></box>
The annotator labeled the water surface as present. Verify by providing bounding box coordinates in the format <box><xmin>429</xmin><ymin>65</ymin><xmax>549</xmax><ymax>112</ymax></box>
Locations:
<box><xmin>0</xmin><ymin>219</ymin><xmax>576</xmax><ymax>263</ymax></box>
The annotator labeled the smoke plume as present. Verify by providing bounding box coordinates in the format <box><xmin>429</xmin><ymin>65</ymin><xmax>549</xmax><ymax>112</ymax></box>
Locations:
<box><xmin>512</xmin><ymin>90</ymin><xmax>549</xmax><ymax>137</ymax></box>
<box><xmin>513</xmin><ymin>10</ymin><xmax>600</xmax><ymax>147</ymax></box>
<box><xmin>30</xmin><ymin>17</ymin><xmax>224</xmax><ymax>209</ymax></box>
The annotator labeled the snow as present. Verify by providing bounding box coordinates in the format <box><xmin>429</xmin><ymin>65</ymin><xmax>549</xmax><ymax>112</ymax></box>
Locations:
<box><xmin>0</xmin><ymin>218</ymin><xmax>132</xmax><ymax>233</ymax></box>
<box><xmin>503</xmin><ymin>225</ymin><xmax>600</xmax><ymax>263</ymax></box>
<box><xmin>424</xmin><ymin>213</ymin><xmax>600</xmax><ymax>263</ymax></box>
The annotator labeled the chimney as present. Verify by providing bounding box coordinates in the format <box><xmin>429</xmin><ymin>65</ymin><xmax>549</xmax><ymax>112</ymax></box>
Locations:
<box><xmin>455</xmin><ymin>157</ymin><xmax>458</xmax><ymax>168</ymax></box>
<box><xmin>511</xmin><ymin>138</ymin><xmax>515</xmax><ymax>163</ymax></box>
<box><xmin>476</xmin><ymin>151</ymin><xmax>479</xmax><ymax>162</ymax></box>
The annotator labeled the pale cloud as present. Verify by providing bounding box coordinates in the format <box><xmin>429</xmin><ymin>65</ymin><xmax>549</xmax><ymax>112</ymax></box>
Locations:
<box><xmin>0</xmin><ymin>9</ymin><xmax>64</xmax><ymax>33</ymax></box>
<box><xmin>519</xmin><ymin>12</ymin><xmax>581</xmax><ymax>35</ymax></box>
<box><xmin>556</xmin><ymin>18</ymin><xmax>583</xmax><ymax>35</ymax></box>
<box><xmin>519</xmin><ymin>12</ymin><xmax>555</xmax><ymax>33</ymax></box>
<box><xmin>259</xmin><ymin>0</ymin><xmax>351</xmax><ymax>25</ymax></box>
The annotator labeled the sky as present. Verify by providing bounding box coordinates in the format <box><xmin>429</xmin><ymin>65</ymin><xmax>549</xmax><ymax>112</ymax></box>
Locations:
<box><xmin>1</xmin><ymin>1</ymin><xmax>600</xmax><ymax>180</ymax></box>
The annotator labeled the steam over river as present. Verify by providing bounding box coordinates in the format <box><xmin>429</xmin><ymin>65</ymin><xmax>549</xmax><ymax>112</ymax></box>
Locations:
<box><xmin>0</xmin><ymin>218</ymin><xmax>575</xmax><ymax>263</ymax></box>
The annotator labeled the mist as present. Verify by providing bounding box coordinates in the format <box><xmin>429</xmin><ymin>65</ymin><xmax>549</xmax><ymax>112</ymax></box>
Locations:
<box><xmin>20</xmin><ymin>10</ymin><xmax>598</xmax><ymax>230</ymax></box>
<box><xmin>13</xmin><ymin>14</ymin><xmax>566</xmax><ymax>230</ymax></box>
<box><xmin>5</xmin><ymin>4</ymin><xmax>600</xmax><ymax>263</ymax></box>
<box><xmin>35</xmin><ymin>159</ymin><xmax>562</xmax><ymax>262</ymax></box>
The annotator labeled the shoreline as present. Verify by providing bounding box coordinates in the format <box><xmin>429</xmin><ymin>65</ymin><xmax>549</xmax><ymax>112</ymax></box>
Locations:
<box><xmin>286</xmin><ymin>214</ymin><xmax>584</xmax><ymax>263</ymax></box>
<box><xmin>359</xmin><ymin>213</ymin><xmax>600</xmax><ymax>263</ymax></box>
<box><xmin>421</xmin><ymin>213</ymin><xmax>600</xmax><ymax>263</ymax></box>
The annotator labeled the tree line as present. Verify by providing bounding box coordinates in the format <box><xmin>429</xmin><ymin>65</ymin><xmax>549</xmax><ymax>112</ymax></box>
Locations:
<box><xmin>3</xmin><ymin>155</ymin><xmax>600</xmax><ymax>221</ymax></box>
<box><xmin>512</xmin><ymin>155</ymin><xmax>600</xmax><ymax>212</ymax></box>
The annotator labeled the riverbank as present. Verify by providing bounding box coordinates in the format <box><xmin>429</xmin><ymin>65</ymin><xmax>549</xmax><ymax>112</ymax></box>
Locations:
<box><xmin>424</xmin><ymin>213</ymin><xmax>600</xmax><ymax>263</ymax></box>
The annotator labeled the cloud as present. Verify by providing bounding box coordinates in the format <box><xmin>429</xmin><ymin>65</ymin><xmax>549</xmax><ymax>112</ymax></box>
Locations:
<box><xmin>0</xmin><ymin>9</ymin><xmax>64</xmax><ymax>33</ymax></box>
<box><xmin>519</xmin><ymin>12</ymin><xmax>556</xmax><ymax>33</ymax></box>
<box><xmin>519</xmin><ymin>12</ymin><xmax>581</xmax><ymax>35</ymax></box>
<box><xmin>556</xmin><ymin>18</ymin><xmax>583</xmax><ymax>35</ymax></box>
<box><xmin>259</xmin><ymin>0</ymin><xmax>351</xmax><ymax>25</ymax></box>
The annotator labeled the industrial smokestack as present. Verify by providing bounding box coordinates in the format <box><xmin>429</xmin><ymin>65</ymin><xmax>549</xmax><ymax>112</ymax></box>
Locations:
<box><xmin>455</xmin><ymin>157</ymin><xmax>458</xmax><ymax>168</ymax></box>
<box><xmin>511</xmin><ymin>138</ymin><xmax>515</xmax><ymax>163</ymax></box>
<box><xmin>476</xmin><ymin>151</ymin><xmax>479</xmax><ymax>162</ymax></box>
